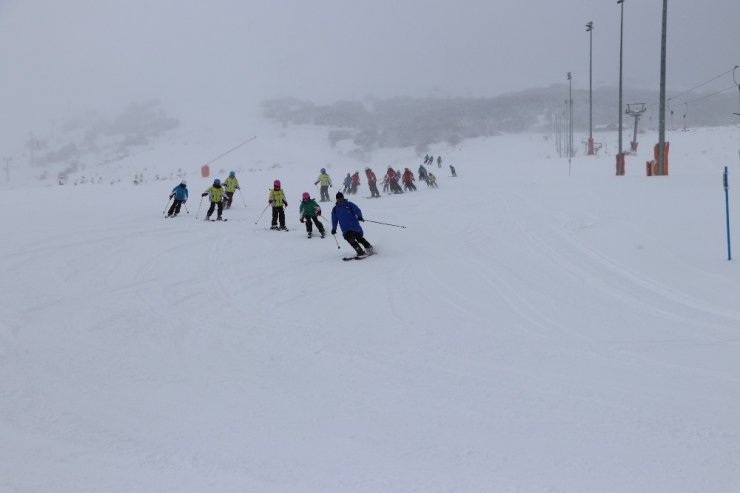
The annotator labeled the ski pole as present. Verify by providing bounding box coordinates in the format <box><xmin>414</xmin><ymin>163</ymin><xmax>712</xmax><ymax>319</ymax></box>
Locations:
<box><xmin>364</xmin><ymin>219</ymin><xmax>407</xmax><ymax>229</ymax></box>
<box><xmin>331</xmin><ymin>231</ymin><xmax>341</xmax><ymax>249</ymax></box>
<box><xmin>238</xmin><ymin>188</ymin><xmax>247</xmax><ymax>207</ymax></box>
<box><xmin>183</xmin><ymin>203</ymin><xmax>190</xmax><ymax>214</ymax></box>
<box><xmin>162</xmin><ymin>197</ymin><xmax>172</xmax><ymax>215</ymax></box>
<box><xmin>254</xmin><ymin>204</ymin><xmax>270</xmax><ymax>224</ymax></box>
<box><xmin>195</xmin><ymin>196</ymin><xmax>204</xmax><ymax>220</ymax></box>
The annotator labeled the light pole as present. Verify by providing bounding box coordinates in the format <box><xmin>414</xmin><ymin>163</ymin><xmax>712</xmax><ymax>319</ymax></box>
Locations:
<box><xmin>617</xmin><ymin>0</ymin><xmax>625</xmax><ymax>158</ymax></box>
<box><xmin>586</xmin><ymin>21</ymin><xmax>595</xmax><ymax>155</ymax></box>
<box><xmin>657</xmin><ymin>0</ymin><xmax>668</xmax><ymax>175</ymax></box>
<box><xmin>567</xmin><ymin>72</ymin><xmax>573</xmax><ymax>175</ymax></box>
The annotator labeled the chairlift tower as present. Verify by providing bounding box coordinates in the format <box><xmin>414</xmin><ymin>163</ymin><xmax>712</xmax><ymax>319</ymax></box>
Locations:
<box><xmin>626</xmin><ymin>103</ymin><xmax>646</xmax><ymax>152</ymax></box>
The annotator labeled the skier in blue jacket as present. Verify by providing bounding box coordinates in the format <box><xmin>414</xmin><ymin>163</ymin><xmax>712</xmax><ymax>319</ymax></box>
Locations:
<box><xmin>331</xmin><ymin>191</ymin><xmax>374</xmax><ymax>257</ymax></box>
<box><xmin>167</xmin><ymin>180</ymin><xmax>188</xmax><ymax>217</ymax></box>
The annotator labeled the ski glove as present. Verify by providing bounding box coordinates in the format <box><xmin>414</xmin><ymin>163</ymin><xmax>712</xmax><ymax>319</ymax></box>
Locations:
<box><xmin>201</xmin><ymin>193</ymin><xmax>208</xmax><ymax>197</ymax></box>
<box><xmin>169</xmin><ymin>194</ymin><xmax>174</xmax><ymax>199</ymax></box>
<box><xmin>268</xmin><ymin>199</ymin><xmax>273</xmax><ymax>204</ymax></box>
<box><xmin>300</xmin><ymin>218</ymin><xmax>304</xmax><ymax>223</ymax></box>
<box><xmin>331</xmin><ymin>229</ymin><xmax>336</xmax><ymax>235</ymax></box>
<box><xmin>358</xmin><ymin>217</ymin><xmax>364</xmax><ymax>222</ymax></box>
<box><xmin>316</xmin><ymin>211</ymin><xmax>321</xmax><ymax>216</ymax></box>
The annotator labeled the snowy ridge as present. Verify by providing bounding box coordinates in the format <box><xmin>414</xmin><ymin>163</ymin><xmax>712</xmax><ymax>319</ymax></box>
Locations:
<box><xmin>1</xmin><ymin>122</ymin><xmax>740</xmax><ymax>492</ymax></box>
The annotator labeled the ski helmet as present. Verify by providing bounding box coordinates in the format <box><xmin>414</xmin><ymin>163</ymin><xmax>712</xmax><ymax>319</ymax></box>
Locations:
<box><xmin>302</xmin><ymin>192</ymin><xmax>310</xmax><ymax>200</ymax></box>
<box><xmin>229</xmin><ymin>171</ymin><xmax>235</xmax><ymax>177</ymax></box>
<box><xmin>213</xmin><ymin>178</ymin><xmax>221</xmax><ymax>185</ymax></box>
<box><xmin>181</xmin><ymin>179</ymin><xmax>187</xmax><ymax>185</ymax></box>
<box><xmin>320</xmin><ymin>167</ymin><xmax>326</xmax><ymax>173</ymax></box>
<box><xmin>273</xmin><ymin>179</ymin><xmax>281</xmax><ymax>188</ymax></box>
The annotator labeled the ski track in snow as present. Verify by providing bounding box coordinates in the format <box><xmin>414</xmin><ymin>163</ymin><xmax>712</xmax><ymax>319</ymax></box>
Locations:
<box><xmin>2</xmin><ymin>124</ymin><xmax>740</xmax><ymax>492</ymax></box>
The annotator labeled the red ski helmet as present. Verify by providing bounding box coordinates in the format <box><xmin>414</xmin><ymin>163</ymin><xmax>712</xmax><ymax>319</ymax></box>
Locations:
<box><xmin>273</xmin><ymin>180</ymin><xmax>281</xmax><ymax>188</ymax></box>
<box><xmin>302</xmin><ymin>192</ymin><xmax>310</xmax><ymax>200</ymax></box>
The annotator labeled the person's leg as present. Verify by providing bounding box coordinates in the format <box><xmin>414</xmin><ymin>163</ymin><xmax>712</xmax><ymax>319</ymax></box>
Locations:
<box><xmin>344</xmin><ymin>231</ymin><xmax>365</xmax><ymax>255</ymax></box>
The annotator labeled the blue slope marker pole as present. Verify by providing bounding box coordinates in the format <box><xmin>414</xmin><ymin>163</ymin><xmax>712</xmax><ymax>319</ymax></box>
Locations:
<box><xmin>724</xmin><ymin>166</ymin><xmax>731</xmax><ymax>260</ymax></box>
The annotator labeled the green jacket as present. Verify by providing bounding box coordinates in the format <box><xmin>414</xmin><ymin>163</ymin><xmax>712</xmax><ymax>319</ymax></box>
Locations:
<box><xmin>299</xmin><ymin>198</ymin><xmax>321</xmax><ymax>218</ymax></box>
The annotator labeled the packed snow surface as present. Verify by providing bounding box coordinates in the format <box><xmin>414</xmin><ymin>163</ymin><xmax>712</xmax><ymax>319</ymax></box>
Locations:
<box><xmin>2</xmin><ymin>122</ymin><xmax>740</xmax><ymax>492</ymax></box>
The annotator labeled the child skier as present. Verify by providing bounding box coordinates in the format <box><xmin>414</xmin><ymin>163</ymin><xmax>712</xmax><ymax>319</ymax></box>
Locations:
<box><xmin>224</xmin><ymin>171</ymin><xmax>240</xmax><ymax>209</ymax></box>
<box><xmin>350</xmin><ymin>171</ymin><xmax>361</xmax><ymax>194</ymax></box>
<box><xmin>268</xmin><ymin>179</ymin><xmax>288</xmax><ymax>230</ymax></box>
<box><xmin>342</xmin><ymin>173</ymin><xmax>352</xmax><ymax>194</ymax></box>
<box><xmin>167</xmin><ymin>180</ymin><xmax>188</xmax><ymax>217</ymax></box>
<box><xmin>331</xmin><ymin>191</ymin><xmax>374</xmax><ymax>257</ymax></box>
<box><xmin>365</xmin><ymin>167</ymin><xmax>380</xmax><ymax>197</ymax></box>
<box><xmin>418</xmin><ymin>163</ymin><xmax>429</xmax><ymax>185</ymax></box>
<box><xmin>402</xmin><ymin>168</ymin><xmax>417</xmax><ymax>191</ymax></box>
<box><xmin>299</xmin><ymin>192</ymin><xmax>325</xmax><ymax>238</ymax></box>
<box><xmin>314</xmin><ymin>167</ymin><xmax>333</xmax><ymax>202</ymax></box>
<box><xmin>201</xmin><ymin>178</ymin><xmax>226</xmax><ymax>221</ymax></box>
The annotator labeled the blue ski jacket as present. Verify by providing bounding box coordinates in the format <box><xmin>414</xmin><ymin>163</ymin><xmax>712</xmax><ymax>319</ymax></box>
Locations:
<box><xmin>170</xmin><ymin>184</ymin><xmax>189</xmax><ymax>201</ymax></box>
<box><xmin>331</xmin><ymin>200</ymin><xmax>364</xmax><ymax>234</ymax></box>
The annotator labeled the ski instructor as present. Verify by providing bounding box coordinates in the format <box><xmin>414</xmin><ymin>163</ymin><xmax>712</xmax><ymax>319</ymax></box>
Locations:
<box><xmin>331</xmin><ymin>191</ymin><xmax>374</xmax><ymax>257</ymax></box>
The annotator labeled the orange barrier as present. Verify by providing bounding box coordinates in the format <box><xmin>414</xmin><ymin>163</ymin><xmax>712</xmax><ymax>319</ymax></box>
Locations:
<box><xmin>646</xmin><ymin>160</ymin><xmax>656</xmax><ymax>176</ymax></box>
<box><xmin>201</xmin><ymin>164</ymin><xmax>210</xmax><ymax>177</ymax></box>
<box><xmin>615</xmin><ymin>153</ymin><xmax>626</xmax><ymax>176</ymax></box>
<box><xmin>652</xmin><ymin>142</ymin><xmax>670</xmax><ymax>175</ymax></box>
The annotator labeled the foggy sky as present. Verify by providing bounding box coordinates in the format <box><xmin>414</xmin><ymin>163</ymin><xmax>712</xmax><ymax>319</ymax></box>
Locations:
<box><xmin>1</xmin><ymin>0</ymin><xmax>738</xmax><ymax>145</ymax></box>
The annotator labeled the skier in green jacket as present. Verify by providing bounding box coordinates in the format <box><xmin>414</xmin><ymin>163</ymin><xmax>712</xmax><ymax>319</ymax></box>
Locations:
<box><xmin>299</xmin><ymin>192</ymin><xmax>326</xmax><ymax>238</ymax></box>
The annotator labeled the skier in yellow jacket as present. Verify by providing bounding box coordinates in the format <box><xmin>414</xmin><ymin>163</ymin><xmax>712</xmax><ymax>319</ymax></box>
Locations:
<box><xmin>268</xmin><ymin>179</ymin><xmax>288</xmax><ymax>230</ymax></box>
<box><xmin>223</xmin><ymin>171</ymin><xmax>240</xmax><ymax>209</ymax></box>
<box><xmin>201</xmin><ymin>178</ymin><xmax>227</xmax><ymax>221</ymax></box>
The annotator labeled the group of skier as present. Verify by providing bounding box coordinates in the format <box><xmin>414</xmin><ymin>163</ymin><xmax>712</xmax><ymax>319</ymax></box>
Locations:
<box><xmin>166</xmin><ymin>171</ymin><xmax>372</xmax><ymax>257</ymax></box>
<box><xmin>165</xmin><ymin>156</ymin><xmax>457</xmax><ymax>257</ymax></box>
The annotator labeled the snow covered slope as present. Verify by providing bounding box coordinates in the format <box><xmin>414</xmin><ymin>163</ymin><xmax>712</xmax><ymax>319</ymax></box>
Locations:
<box><xmin>2</xmin><ymin>121</ymin><xmax>740</xmax><ymax>492</ymax></box>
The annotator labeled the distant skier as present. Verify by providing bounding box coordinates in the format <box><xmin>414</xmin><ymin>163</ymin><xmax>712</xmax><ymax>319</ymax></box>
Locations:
<box><xmin>365</xmin><ymin>167</ymin><xmax>380</xmax><ymax>198</ymax></box>
<box><xmin>342</xmin><ymin>173</ymin><xmax>352</xmax><ymax>194</ymax></box>
<box><xmin>201</xmin><ymin>178</ymin><xmax>226</xmax><ymax>221</ymax></box>
<box><xmin>386</xmin><ymin>167</ymin><xmax>403</xmax><ymax>194</ymax></box>
<box><xmin>268</xmin><ymin>179</ymin><xmax>288</xmax><ymax>230</ymax></box>
<box><xmin>314</xmin><ymin>167</ymin><xmax>333</xmax><ymax>202</ymax></box>
<box><xmin>450</xmin><ymin>165</ymin><xmax>457</xmax><ymax>177</ymax></box>
<box><xmin>350</xmin><ymin>171</ymin><xmax>361</xmax><ymax>194</ymax></box>
<box><xmin>437</xmin><ymin>155</ymin><xmax>442</xmax><ymax>168</ymax></box>
<box><xmin>224</xmin><ymin>171</ymin><xmax>240</xmax><ymax>209</ymax></box>
<box><xmin>428</xmin><ymin>172</ymin><xmax>438</xmax><ymax>188</ymax></box>
<box><xmin>167</xmin><ymin>180</ymin><xmax>189</xmax><ymax>217</ymax></box>
<box><xmin>331</xmin><ymin>191</ymin><xmax>373</xmax><ymax>257</ymax></box>
<box><xmin>418</xmin><ymin>163</ymin><xmax>429</xmax><ymax>185</ymax></box>
<box><xmin>299</xmin><ymin>192</ymin><xmax>326</xmax><ymax>238</ymax></box>
<box><xmin>402</xmin><ymin>168</ymin><xmax>416</xmax><ymax>191</ymax></box>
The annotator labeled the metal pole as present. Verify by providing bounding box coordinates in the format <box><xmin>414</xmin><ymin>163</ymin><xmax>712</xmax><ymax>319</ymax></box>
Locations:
<box><xmin>657</xmin><ymin>0</ymin><xmax>668</xmax><ymax>175</ymax></box>
<box><xmin>567</xmin><ymin>73</ymin><xmax>573</xmax><ymax>175</ymax></box>
<box><xmin>586</xmin><ymin>22</ymin><xmax>594</xmax><ymax>155</ymax></box>
<box><xmin>724</xmin><ymin>166</ymin><xmax>731</xmax><ymax>260</ymax></box>
<box><xmin>617</xmin><ymin>0</ymin><xmax>624</xmax><ymax>157</ymax></box>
